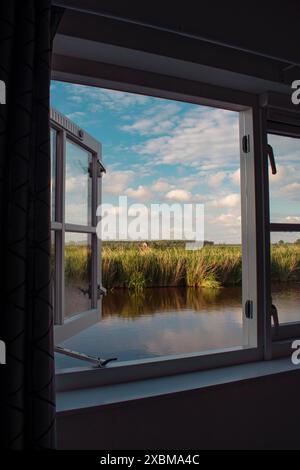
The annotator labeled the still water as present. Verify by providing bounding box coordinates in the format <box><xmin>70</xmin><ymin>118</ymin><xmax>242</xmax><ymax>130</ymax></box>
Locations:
<box><xmin>55</xmin><ymin>284</ymin><xmax>300</xmax><ymax>369</ymax></box>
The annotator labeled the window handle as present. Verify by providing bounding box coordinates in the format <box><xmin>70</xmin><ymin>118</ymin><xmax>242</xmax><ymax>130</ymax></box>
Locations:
<box><xmin>271</xmin><ymin>302</ymin><xmax>279</xmax><ymax>335</ymax></box>
<box><xmin>267</xmin><ymin>144</ymin><xmax>277</xmax><ymax>175</ymax></box>
<box><xmin>245</xmin><ymin>300</ymin><xmax>253</xmax><ymax>319</ymax></box>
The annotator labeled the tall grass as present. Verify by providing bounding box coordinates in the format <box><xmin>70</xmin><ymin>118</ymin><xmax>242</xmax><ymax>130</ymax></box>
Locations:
<box><xmin>102</xmin><ymin>245</ymin><xmax>242</xmax><ymax>290</ymax></box>
<box><xmin>65</xmin><ymin>243</ymin><xmax>300</xmax><ymax>291</ymax></box>
<box><xmin>271</xmin><ymin>245</ymin><xmax>300</xmax><ymax>282</ymax></box>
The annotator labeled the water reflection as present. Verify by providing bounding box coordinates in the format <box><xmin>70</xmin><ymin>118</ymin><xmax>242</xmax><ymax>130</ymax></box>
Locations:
<box><xmin>55</xmin><ymin>284</ymin><xmax>300</xmax><ymax>369</ymax></box>
<box><xmin>56</xmin><ymin>287</ymin><xmax>244</xmax><ymax>369</ymax></box>
<box><xmin>272</xmin><ymin>282</ymin><xmax>300</xmax><ymax>324</ymax></box>
<box><xmin>103</xmin><ymin>286</ymin><xmax>242</xmax><ymax>319</ymax></box>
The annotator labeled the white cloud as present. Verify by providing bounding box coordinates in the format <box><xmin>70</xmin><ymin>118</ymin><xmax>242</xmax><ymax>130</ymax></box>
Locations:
<box><xmin>65</xmin><ymin>84</ymin><xmax>149</xmax><ymax>112</ymax></box>
<box><xmin>208</xmin><ymin>172</ymin><xmax>226</xmax><ymax>188</ymax></box>
<box><xmin>120</xmin><ymin>102</ymin><xmax>181</xmax><ymax>136</ymax></box>
<box><xmin>230</xmin><ymin>168</ymin><xmax>240</xmax><ymax>186</ymax></box>
<box><xmin>68</xmin><ymin>95</ymin><xmax>83</xmax><ymax>104</ymax></box>
<box><xmin>165</xmin><ymin>189</ymin><xmax>192</xmax><ymax>202</ymax></box>
<box><xmin>285</xmin><ymin>216</ymin><xmax>300</xmax><ymax>223</ymax></box>
<box><xmin>121</xmin><ymin>118</ymin><xmax>174</xmax><ymax>136</ymax></box>
<box><xmin>137</xmin><ymin>107</ymin><xmax>239</xmax><ymax>169</ymax></box>
<box><xmin>211</xmin><ymin>193</ymin><xmax>240</xmax><ymax>209</ymax></box>
<box><xmin>151</xmin><ymin>179</ymin><xmax>173</xmax><ymax>193</ymax></box>
<box><xmin>102</xmin><ymin>170</ymin><xmax>134</xmax><ymax>195</ymax></box>
<box><xmin>126</xmin><ymin>185</ymin><xmax>152</xmax><ymax>200</ymax></box>
<box><xmin>66</xmin><ymin>111</ymin><xmax>86</xmax><ymax>120</ymax></box>
<box><xmin>213</xmin><ymin>213</ymin><xmax>241</xmax><ymax>226</ymax></box>
<box><xmin>65</xmin><ymin>174</ymin><xmax>88</xmax><ymax>193</ymax></box>
<box><xmin>274</xmin><ymin>181</ymin><xmax>300</xmax><ymax>201</ymax></box>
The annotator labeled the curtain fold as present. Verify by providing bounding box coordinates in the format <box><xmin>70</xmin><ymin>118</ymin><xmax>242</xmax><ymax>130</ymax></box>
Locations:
<box><xmin>0</xmin><ymin>0</ymin><xmax>56</xmax><ymax>449</ymax></box>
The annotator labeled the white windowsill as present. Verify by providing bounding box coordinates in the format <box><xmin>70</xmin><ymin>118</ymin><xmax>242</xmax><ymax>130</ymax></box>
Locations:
<box><xmin>57</xmin><ymin>358</ymin><xmax>300</xmax><ymax>416</ymax></box>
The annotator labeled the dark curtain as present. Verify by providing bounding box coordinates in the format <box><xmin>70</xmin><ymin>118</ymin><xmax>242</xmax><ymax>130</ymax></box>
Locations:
<box><xmin>0</xmin><ymin>0</ymin><xmax>62</xmax><ymax>450</ymax></box>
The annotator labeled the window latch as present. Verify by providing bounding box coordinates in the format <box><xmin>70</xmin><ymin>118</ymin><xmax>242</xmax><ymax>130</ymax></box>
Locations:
<box><xmin>97</xmin><ymin>284</ymin><xmax>107</xmax><ymax>299</ymax></box>
<box><xmin>271</xmin><ymin>302</ymin><xmax>279</xmax><ymax>335</ymax></box>
<box><xmin>79</xmin><ymin>284</ymin><xmax>107</xmax><ymax>299</ymax></box>
<box><xmin>245</xmin><ymin>300</ymin><xmax>253</xmax><ymax>319</ymax></box>
<box><xmin>242</xmin><ymin>135</ymin><xmax>250</xmax><ymax>153</ymax></box>
<box><xmin>267</xmin><ymin>144</ymin><xmax>277</xmax><ymax>175</ymax></box>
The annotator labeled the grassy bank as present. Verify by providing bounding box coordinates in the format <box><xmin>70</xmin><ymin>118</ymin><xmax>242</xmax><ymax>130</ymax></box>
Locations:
<box><xmin>64</xmin><ymin>243</ymin><xmax>300</xmax><ymax>290</ymax></box>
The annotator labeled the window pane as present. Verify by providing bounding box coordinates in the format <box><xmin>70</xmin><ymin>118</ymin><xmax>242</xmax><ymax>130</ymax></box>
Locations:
<box><xmin>268</xmin><ymin>134</ymin><xmax>300</xmax><ymax>223</ymax></box>
<box><xmin>51</xmin><ymin>231</ymin><xmax>56</xmax><ymax>312</ymax></box>
<box><xmin>270</xmin><ymin>232</ymin><xmax>300</xmax><ymax>324</ymax></box>
<box><xmin>65</xmin><ymin>139</ymin><xmax>92</xmax><ymax>225</ymax></box>
<box><xmin>64</xmin><ymin>232</ymin><xmax>92</xmax><ymax>318</ymax></box>
<box><xmin>50</xmin><ymin>129</ymin><xmax>56</xmax><ymax>221</ymax></box>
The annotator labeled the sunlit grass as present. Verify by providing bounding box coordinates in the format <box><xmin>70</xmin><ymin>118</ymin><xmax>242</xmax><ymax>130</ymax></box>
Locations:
<box><xmin>64</xmin><ymin>243</ymin><xmax>300</xmax><ymax>291</ymax></box>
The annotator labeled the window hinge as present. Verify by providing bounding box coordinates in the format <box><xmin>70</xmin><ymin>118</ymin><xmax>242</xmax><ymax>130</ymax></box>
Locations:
<box><xmin>88</xmin><ymin>160</ymin><xmax>106</xmax><ymax>178</ymax></box>
<box><xmin>245</xmin><ymin>299</ymin><xmax>253</xmax><ymax>319</ymax></box>
<box><xmin>97</xmin><ymin>159</ymin><xmax>106</xmax><ymax>177</ymax></box>
<box><xmin>88</xmin><ymin>161</ymin><xmax>93</xmax><ymax>178</ymax></box>
<box><xmin>242</xmin><ymin>134</ymin><xmax>250</xmax><ymax>153</ymax></box>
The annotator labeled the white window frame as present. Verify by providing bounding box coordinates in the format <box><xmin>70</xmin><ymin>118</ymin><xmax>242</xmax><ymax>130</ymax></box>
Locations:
<box><xmin>260</xmin><ymin>92</ymin><xmax>300</xmax><ymax>359</ymax></box>
<box><xmin>49</xmin><ymin>73</ymin><xmax>269</xmax><ymax>391</ymax></box>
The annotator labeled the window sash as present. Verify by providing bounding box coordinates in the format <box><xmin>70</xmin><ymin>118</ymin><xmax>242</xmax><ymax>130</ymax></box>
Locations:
<box><xmin>265</xmin><ymin>118</ymin><xmax>300</xmax><ymax>350</ymax></box>
<box><xmin>50</xmin><ymin>109</ymin><xmax>102</xmax><ymax>339</ymax></box>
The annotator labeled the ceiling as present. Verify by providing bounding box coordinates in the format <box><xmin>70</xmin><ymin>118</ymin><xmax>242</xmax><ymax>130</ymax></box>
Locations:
<box><xmin>52</xmin><ymin>1</ymin><xmax>300</xmax><ymax>96</ymax></box>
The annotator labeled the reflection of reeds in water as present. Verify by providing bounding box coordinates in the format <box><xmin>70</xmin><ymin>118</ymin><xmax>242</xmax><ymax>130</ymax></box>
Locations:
<box><xmin>103</xmin><ymin>286</ymin><xmax>241</xmax><ymax>319</ymax></box>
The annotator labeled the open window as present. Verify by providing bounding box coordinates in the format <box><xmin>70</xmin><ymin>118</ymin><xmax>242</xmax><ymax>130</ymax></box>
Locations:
<box><xmin>262</xmin><ymin>93</ymin><xmax>300</xmax><ymax>355</ymax></box>
<box><xmin>50</xmin><ymin>108</ymin><xmax>106</xmax><ymax>350</ymax></box>
<box><xmin>50</xmin><ymin>80</ymin><xmax>264</xmax><ymax>386</ymax></box>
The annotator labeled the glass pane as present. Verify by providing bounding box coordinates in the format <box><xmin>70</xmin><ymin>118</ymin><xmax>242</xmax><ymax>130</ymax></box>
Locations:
<box><xmin>64</xmin><ymin>232</ymin><xmax>92</xmax><ymax>318</ymax></box>
<box><xmin>65</xmin><ymin>139</ymin><xmax>92</xmax><ymax>225</ymax></box>
<box><xmin>50</xmin><ymin>231</ymin><xmax>56</xmax><ymax>312</ymax></box>
<box><xmin>50</xmin><ymin>129</ymin><xmax>56</xmax><ymax>221</ymax></box>
<box><xmin>268</xmin><ymin>133</ymin><xmax>300</xmax><ymax>223</ymax></box>
<box><xmin>270</xmin><ymin>232</ymin><xmax>300</xmax><ymax>324</ymax></box>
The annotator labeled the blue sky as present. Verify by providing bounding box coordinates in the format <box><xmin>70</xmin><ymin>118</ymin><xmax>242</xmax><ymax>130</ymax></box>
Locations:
<box><xmin>50</xmin><ymin>81</ymin><xmax>300</xmax><ymax>244</ymax></box>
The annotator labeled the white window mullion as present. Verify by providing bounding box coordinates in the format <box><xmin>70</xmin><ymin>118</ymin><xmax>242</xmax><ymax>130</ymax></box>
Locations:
<box><xmin>240</xmin><ymin>108</ymin><xmax>258</xmax><ymax>349</ymax></box>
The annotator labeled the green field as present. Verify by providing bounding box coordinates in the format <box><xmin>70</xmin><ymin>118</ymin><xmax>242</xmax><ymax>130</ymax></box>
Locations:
<box><xmin>63</xmin><ymin>242</ymin><xmax>300</xmax><ymax>291</ymax></box>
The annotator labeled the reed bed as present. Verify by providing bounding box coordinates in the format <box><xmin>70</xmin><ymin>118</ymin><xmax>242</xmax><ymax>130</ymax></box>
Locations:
<box><xmin>64</xmin><ymin>243</ymin><xmax>300</xmax><ymax>291</ymax></box>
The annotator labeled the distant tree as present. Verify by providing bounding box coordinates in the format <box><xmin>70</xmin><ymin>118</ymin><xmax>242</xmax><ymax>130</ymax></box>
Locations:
<box><xmin>278</xmin><ymin>240</ymin><xmax>285</xmax><ymax>245</ymax></box>
<box><xmin>295</xmin><ymin>239</ymin><xmax>300</xmax><ymax>244</ymax></box>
